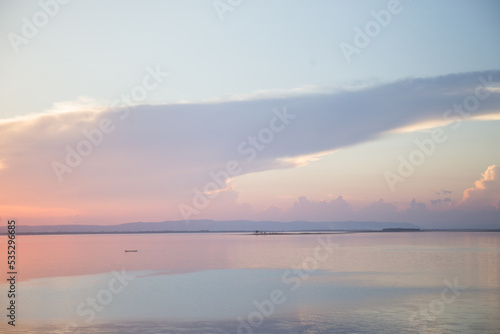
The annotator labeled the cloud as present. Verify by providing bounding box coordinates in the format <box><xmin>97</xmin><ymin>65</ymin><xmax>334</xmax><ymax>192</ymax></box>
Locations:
<box><xmin>409</xmin><ymin>199</ymin><xmax>426</xmax><ymax>211</ymax></box>
<box><xmin>257</xmin><ymin>196</ymin><xmax>404</xmax><ymax>224</ymax></box>
<box><xmin>254</xmin><ymin>194</ymin><xmax>499</xmax><ymax>229</ymax></box>
<box><xmin>283</xmin><ymin>196</ymin><xmax>353</xmax><ymax>221</ymax></box>
<box><xmin>1</xmin><ymin>70</ymin><xmax>499</xmax><ymax>225</ymax></box>
<box><xmin>257</xmin><ymin>196</ymin><xmax>400</xmax><ymax>223</ymax></box>
<box><xmin>358</xmin><ymin>199</ymin><xmax>398</xmax><ymax>218</ymax></box>
<box><xmin>459</xmin><ymin>165</ymin><xmax>500</xmax><ymax>209</ymax></box>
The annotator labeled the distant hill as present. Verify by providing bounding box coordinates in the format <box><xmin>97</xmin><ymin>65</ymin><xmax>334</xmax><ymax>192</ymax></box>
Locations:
<box><xmin>0</xmin><ymin>220</ymin><xmax>421</xmax><ymax>234</ymax></box>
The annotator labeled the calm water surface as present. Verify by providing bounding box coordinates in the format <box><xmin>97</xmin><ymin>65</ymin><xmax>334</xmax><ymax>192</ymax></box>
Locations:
<box><xmin>1</xmin><ymin>231</ymin><xmax>499</xmax><ymax>333</ymax></box>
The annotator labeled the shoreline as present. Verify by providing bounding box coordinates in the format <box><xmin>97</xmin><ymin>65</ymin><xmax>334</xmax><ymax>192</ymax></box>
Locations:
<box><xmin>1</xmin><ymin>229</ymin><xmax>499</xmax><ymax>236</ymax></box>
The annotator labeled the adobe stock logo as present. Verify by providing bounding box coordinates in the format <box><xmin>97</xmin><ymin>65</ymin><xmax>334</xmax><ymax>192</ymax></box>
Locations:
<box><xmin>51</xmin><ymin>65</ymin><xmax>169</xmax><ymax>182</ymax></box>
<box><xmin>213</xmin><ymin>0</ymin><xmax>243</xmax><ymax>21</ymax></box>
<box><xmin>233</xmin><ymin>235</ymin><xmax>339</xmax><ymax>334</ymax></box>
<box><xmin>178</xmin><ymin>106</ymin><xmax>295</xmax><ymax>222</ymax></box>
<box><xmin>384</xmin><ymin>74</ymin><xmax>496</xmax><ymax>192</ymax></box>
<box><xmin>339</xmin><ymin>0</ymin><xmax>405</xmax><ymax>64</ymax></box>
<box><xmin>76</xmin><ymin>269</ymin><xmax>135</xmax><ymax>324</ymax></box>
<box><xmin>409</xmin><ymin>277</ymin><xmax>467</xmax><ymax>331</ymax></box>
<box><xmin>7</xmin><ymin>0</ymin><xmax>71</xmax><ymax>54</ymax></box>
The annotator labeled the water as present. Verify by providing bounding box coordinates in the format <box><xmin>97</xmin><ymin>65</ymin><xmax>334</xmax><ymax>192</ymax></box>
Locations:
<box><xmin>1</xmin><ymin>232</ymin><xmax>499</xmax><ymax>333</ymax></box>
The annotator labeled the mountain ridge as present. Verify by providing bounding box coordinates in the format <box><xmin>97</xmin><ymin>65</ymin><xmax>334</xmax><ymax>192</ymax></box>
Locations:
<box><xmin>0</xmin><ymin>220</ymin><xmax>421</xmax><ymax>234</ymax></box>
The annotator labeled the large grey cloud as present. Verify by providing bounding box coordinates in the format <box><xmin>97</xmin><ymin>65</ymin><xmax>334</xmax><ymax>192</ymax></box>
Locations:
<box><xmin>0</xmin><ymin>70</ymin><xmax>499</xmax><ymax>224</ymax></box>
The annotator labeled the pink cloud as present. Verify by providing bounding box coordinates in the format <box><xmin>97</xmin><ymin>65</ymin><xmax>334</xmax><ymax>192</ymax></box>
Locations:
<box><xmin>459</xmin><ymin>165</ymin><xmax>500</xmax><ymax>209</ymax></box>
<box><xmin>1</xmin><ymin>71</ymin><xmax>500</xmax><ymax>227</ymax></box>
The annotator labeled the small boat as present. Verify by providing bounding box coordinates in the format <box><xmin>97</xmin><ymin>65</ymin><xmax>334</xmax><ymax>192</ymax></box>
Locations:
<box><xmin>124</xmin><ymin>250</ymin><xmax>138</xmax><ymax>253</ymax></box>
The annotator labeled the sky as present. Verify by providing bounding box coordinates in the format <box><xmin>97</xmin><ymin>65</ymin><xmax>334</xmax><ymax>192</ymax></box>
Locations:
<box><xmin>0</xmin><ymin>0</ymin><xmax>499</xmax><ymax>229</ymax></box>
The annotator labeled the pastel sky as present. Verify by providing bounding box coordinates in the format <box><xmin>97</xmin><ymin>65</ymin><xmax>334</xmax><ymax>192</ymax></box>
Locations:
<box><xmin>1</xmin><ymin>0</ymin><xmax>499</xmax><ymax>229</ymax></box>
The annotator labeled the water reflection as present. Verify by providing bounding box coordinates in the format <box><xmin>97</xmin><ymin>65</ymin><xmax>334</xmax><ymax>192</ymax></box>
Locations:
<box><xmin>1</xmin><ymin>232</ymin><xmax>499</xmax><ymax>333</ymax></box>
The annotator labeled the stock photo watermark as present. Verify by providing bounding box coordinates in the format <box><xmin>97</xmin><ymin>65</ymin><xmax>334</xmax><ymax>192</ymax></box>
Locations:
<box><xmin>385</xmin><ymin>73</ymin><xmax>497</xmax><ymax>192</ymax></box>
<box><xmin>409</xmin><ymin>277</ymin><xmax>467</xmax><ymax>331</ymax></box>
<box><xmin>339</xmin><ymin>0</ymin><xmax>406</xmax><ymax>64</ymax></box>
<box><xmin>178</xmin><ymin>106</ymin><xmax>296</xmax><ymax>221</ymax></box>
<box><xmin>7</xmin><ymin>0</ymin><xmax>71</xmax><ymax>53</ymax></box>
<box><xmin>75</xmin><ymin>269</ymin><xmax>136</xmax><ymax>324</ymax></box>
<box><xmin>57</xmin><ymin>268</ymin><xmax>136</xmax><ymax>331</ymax></box>
<box><xmin>5</xmin><ymin>219</ymin><xmax>17</xmax><ymax>327</ymax></box>
<box><xmin>51</xmin><ymin>64</ymin><xmax>169</xmax><ymax>183</ymax></box>
<box><xmin>232</xmin><ymin>235</ymin><xmax>339</xmax><ymax>334</ymax></box>
<box><xmin>213</xmin><ymin>0</ymin><xmax>243</xmax><ymax>21</ymax></box>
